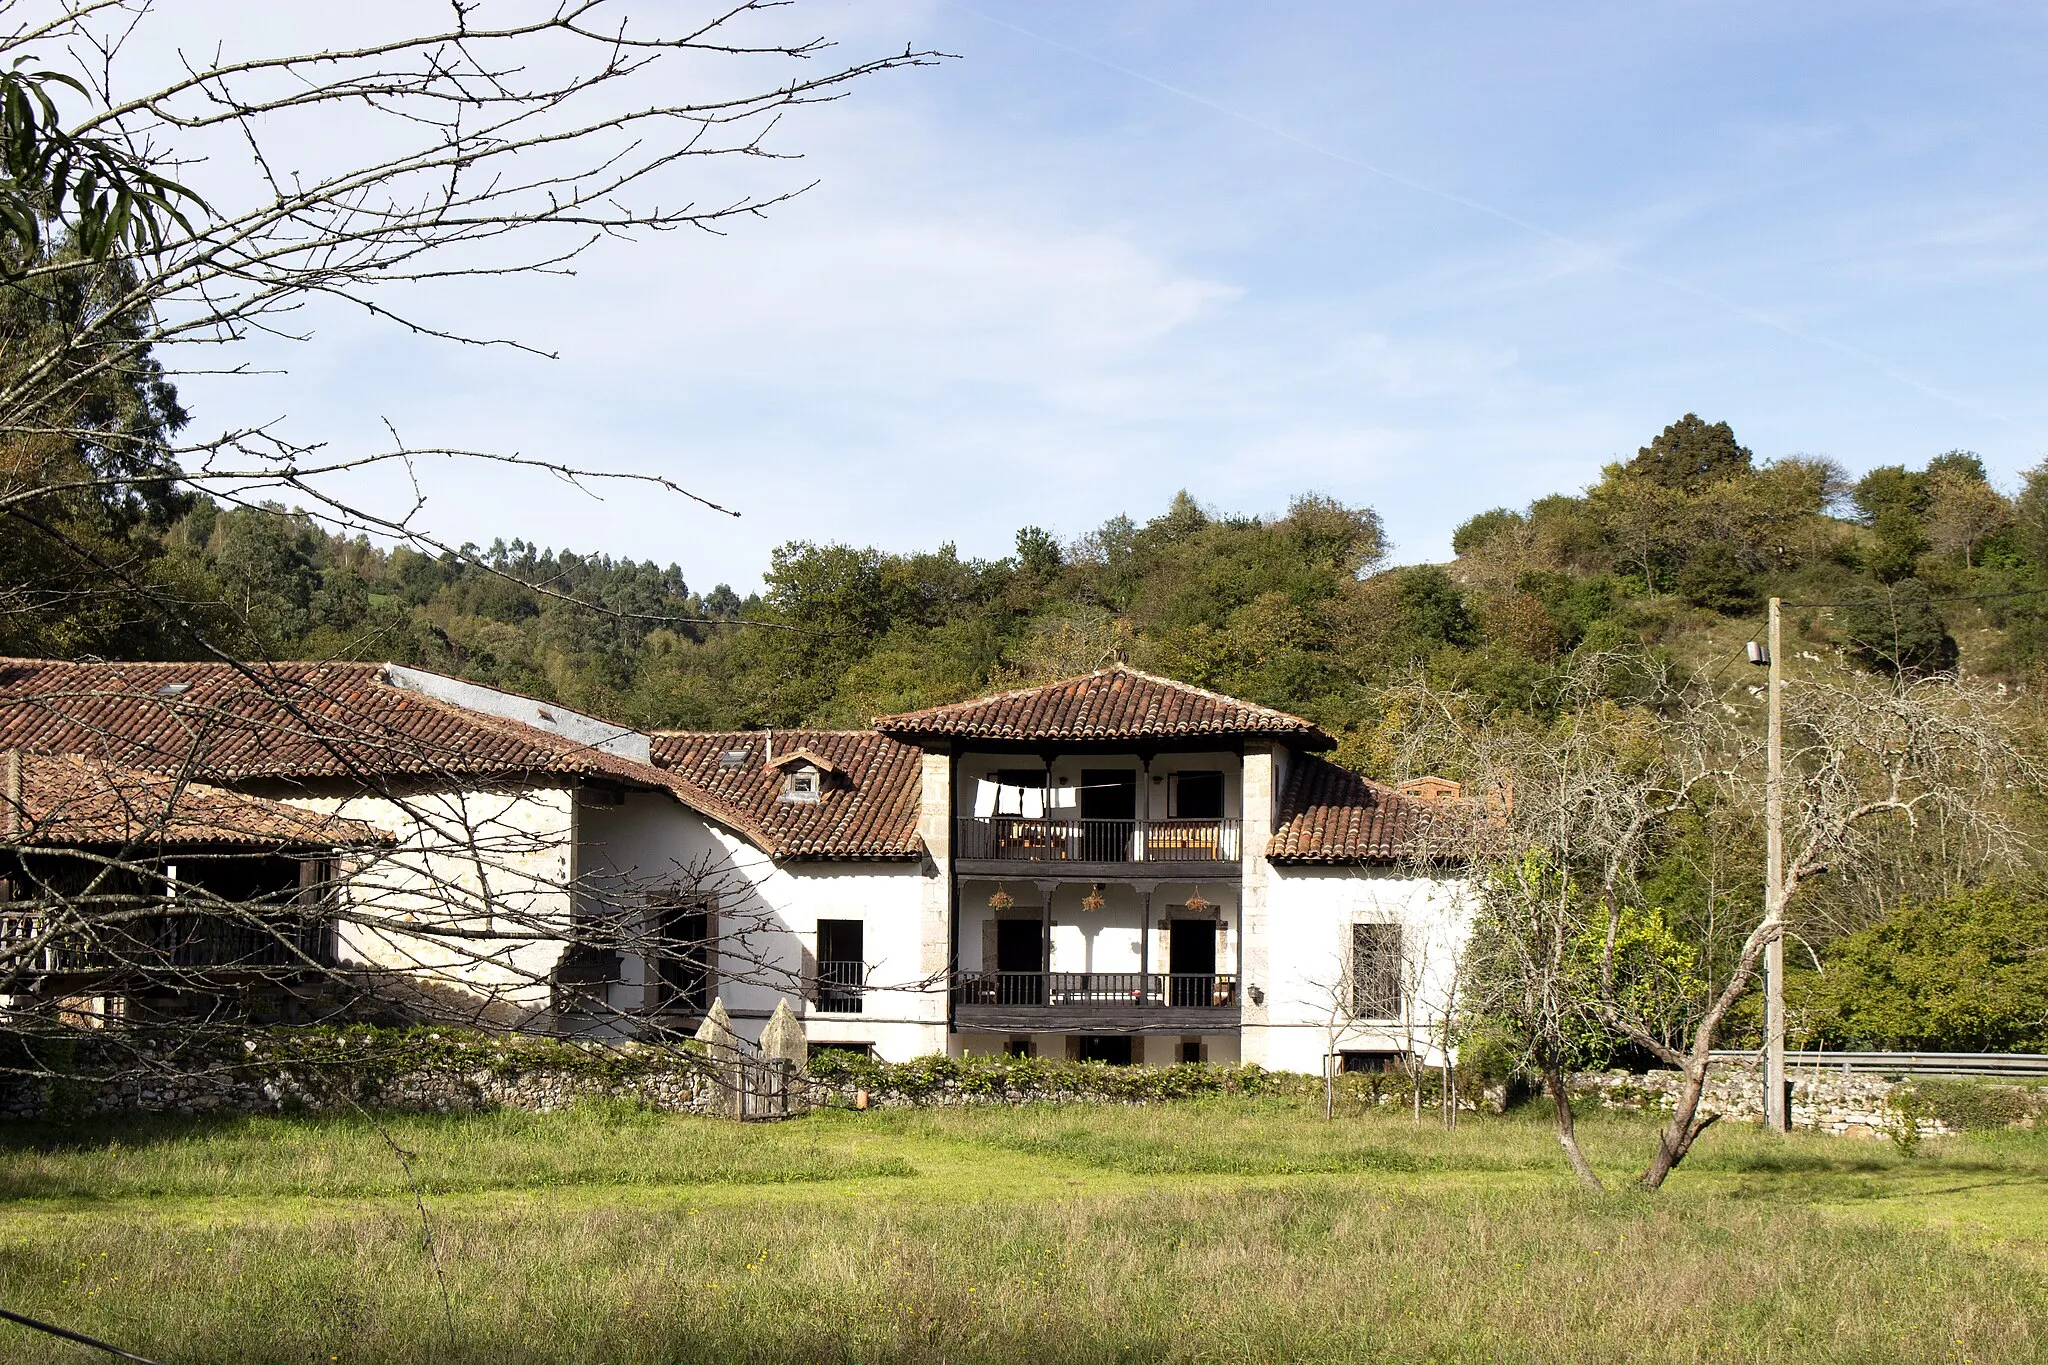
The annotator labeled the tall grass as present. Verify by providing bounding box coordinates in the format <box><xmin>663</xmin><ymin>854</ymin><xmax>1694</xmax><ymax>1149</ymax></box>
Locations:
<box><xmin>0</xmin><ymin>1098</ymin><xmax>2040</xmax><ymax>1363</ymax></box>
<box><xmin>0</xmin><ymin>1101</ymin><xmax>909</xmax><ymax>1201</ymax></box>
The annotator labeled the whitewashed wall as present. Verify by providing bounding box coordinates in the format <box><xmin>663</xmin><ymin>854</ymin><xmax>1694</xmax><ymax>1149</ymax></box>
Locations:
<box><xmin>287</xmin><ymin>783</ymin><xmax>577</xmax><ymax>1026</ymax></box>
<box><xmin>631</xmin><ymin>803</ymin><xmax>944</xmax><ymax>1060</ymax></box>
<box><xmin>1247</xmin><ymin>865</ymin><xmax>1472</xmax><ymax>1073</ymax></box>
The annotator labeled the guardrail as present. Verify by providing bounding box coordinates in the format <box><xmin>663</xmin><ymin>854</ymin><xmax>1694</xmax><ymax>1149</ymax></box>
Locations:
<box><xmin>1709</xmin><ymin>1050</ymin><xmax>2048</xmax><ymax>1078</ymax></box>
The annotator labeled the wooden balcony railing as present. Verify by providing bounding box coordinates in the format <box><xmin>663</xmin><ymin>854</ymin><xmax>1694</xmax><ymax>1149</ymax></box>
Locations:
<box><xmin>955</xmin><ymin>817</ymin><xmax>1242</xmax><ymax>864</ymax></box>
<box><xmin>0</xmin><ymin>911</ymin><xmax>336</xmax><ymax>976</ymax></box>
<box><xmin>950</xmin><ymin>971</ymin><xmax>1239</xmax><ymax>1011</ymax></box>
<box><xmin>812</xmin><ymin>959</ymin><xmax>867</xmax><ymax>1015</ymax></box>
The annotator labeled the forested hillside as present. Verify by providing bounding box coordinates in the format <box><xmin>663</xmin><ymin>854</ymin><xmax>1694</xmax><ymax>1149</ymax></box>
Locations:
<box><xmin>23</xmin><ymin>412</ymin><xmax>2048</xmax><ymax>754</ymax></box>
<box><xmin>12</xmin><ymin>377</ymin><xmax>2048</xmax><ymax>1049</ymax></box>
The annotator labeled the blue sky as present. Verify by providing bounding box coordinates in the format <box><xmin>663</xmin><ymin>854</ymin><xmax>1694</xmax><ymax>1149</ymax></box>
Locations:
<box><xmin>176</xmin><ymin>1</ymin><xmax>2048</xmax><ymax>591</ymax></box>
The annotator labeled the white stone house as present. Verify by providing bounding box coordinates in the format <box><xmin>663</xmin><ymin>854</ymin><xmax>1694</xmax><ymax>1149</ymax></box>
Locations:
<box><xmin>0</xmin><ymin>658</ymin><xmax>1468</xmax><ymax>1071</ymax></box>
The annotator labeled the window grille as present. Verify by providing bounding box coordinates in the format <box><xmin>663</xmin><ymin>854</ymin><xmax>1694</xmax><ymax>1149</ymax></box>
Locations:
<box><xmin>1350</xmin><ymin>921</ymin><xmax>1404</xmax><ymax>1019</ymax></box>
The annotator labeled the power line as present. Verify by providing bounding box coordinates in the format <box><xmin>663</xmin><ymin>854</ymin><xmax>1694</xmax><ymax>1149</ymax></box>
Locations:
<box><xmin>1775</xmin><ymin>585</ymin><xmax>2048</xmax><ymax>610</ymax></box>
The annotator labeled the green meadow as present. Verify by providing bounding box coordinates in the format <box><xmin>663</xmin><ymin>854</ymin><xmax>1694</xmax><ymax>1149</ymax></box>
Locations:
<box><xmin>0</xmin><ymin>1098</ymin><xmax>2041</xmax><ymax>1363</ymax></box>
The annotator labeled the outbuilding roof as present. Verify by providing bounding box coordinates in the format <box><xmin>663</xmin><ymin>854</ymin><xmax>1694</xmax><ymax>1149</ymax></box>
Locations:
<box><xmin>2</xmin><ymin>750</ymin><xmax>392</xmax><ymax>851</ymax></box>
<box><xmin>0</xmin><ymin>658</ymin><xmax>777</xmax><ymax>851</ymax></box>
<box><xmin>873</xmin><ymin>665</ymin><xmax>1335</xmax><ymax>749</ymax></box>
<box><xmin>1267</xmin><ymin>755</ymin><xmax>1433</xmax><ymax>864</ymax></box>
<box><xmin>650</xmin><ymin>731</ymin><xmax>922</xmax><ymax>860</ymax></box>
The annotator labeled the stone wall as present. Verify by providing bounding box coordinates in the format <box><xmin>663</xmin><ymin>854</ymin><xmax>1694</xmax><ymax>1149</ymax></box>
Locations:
<box><xmin>0</xmin><ymin>1035</ymin><xmax>749</xmax><ymax>1122</ymax></box>
<box><xmin>1573</xmin><ymin>1061</ymin><xmax>2046</xmax><ymax>1137</ymax></box>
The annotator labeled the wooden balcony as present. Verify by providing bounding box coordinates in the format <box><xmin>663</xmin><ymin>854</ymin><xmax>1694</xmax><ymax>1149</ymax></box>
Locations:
<box><xmin>951</xmin><ymin>970</ymin><xmax>1240</xmax><ymax>1033</ymax></box>
<box><xmin>0</xmin><ymin>910</ymin><xmax>336</xmax><ymax>980</ymax></box>
<box><xmin>955</xmin><ymin>817</ymin><xmax>1242</xmax><ymax>875</ymax></box>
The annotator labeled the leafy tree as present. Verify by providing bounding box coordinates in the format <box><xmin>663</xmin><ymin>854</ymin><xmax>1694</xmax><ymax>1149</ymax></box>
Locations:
<box><xmin>1852</xmin><ymin>464</ymin><xmax>1929</xmax><ymax>527</ymax></box>
<box><xmin>1865</xmin><ymin>508</ymin><xmax>1928</xmax><ymax>583</ymax></box>
<box><xmin>1675</xmin><ymin>543</ymin><xmax>1757</xmax><ymax>614</ymax></box>
<box><xmin>1624</xmin><ymin>414</ymin><xmax>1753</xmax><ymax>492</ymax></box>
<box><xmin>1451</xmin><ymin>507</ymin><xmax>1523</xmax><ymax>556</ymax></box>
<box><xmin>1585</xmin><ymin>467</ymin><xmax>1686</xmax><ymax>596</ymax></box>
<box><xmin>1837</xmin><ymin>580</ymin><xmax>1957</xmax><ymax>675</ymax></box>
<box><xmin>1392</xmin><ymin>566</ymin><xmax>1478</xmax><ymax>651</ymax></box>
<box><xmin>1014</xmin><ymin>525</ymin><xmax>1063</xmax><ymax>578</ymax></box>
<box><xmin>2012</xmin><ymin>460</ymin><xmax>2048</xmax><ymax>569</ymax></box>
<box><xmin>1923</xmin><ymin>465</ymin><xmax>2011</xmax><ymax>568</ymax></box>
<box><xmin>0</xmin><ymin>241</ymin><xmax>193</xmax><ymax>656</ymax></box>
<box><xmin>1796</xmin><ymin>887</ymin><xmax>2048</xmax><ymax>1051</ymax></box>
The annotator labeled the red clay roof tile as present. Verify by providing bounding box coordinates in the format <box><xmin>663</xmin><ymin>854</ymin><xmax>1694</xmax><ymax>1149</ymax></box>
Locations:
<box><xmin>2</xmin><ymin>750</ymin><xmax>391</xmax><ymax>850</ymax></box>
<box><xmin>650</xmin><ymin>731</ymin><xmax>922</xmax><ymax>860</ymax></box>
<box><xmin>873</xmin><ymin>665</ymin><xmax>1334</xmax><ymax>749</ymax></box>
<box><xmin>0</xmin><ymin>658</ymin><xmax>779</xmax><ymax>855</ymax></box>
<box><xmin>1268</xmin><ymin>755</ymin><xmax>1429</xmax><ymax>863</ymax></box>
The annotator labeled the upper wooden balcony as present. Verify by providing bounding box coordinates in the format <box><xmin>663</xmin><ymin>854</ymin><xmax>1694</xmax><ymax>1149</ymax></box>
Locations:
<box><xmin>954</xmin><ymin>816</ymin><xmax>1242</xmax><ymax>875</ymax></box>
<box><xmin>0</xmin><ymin>910</ymin><xmax>336</xmax><ymax>980</ymax></box>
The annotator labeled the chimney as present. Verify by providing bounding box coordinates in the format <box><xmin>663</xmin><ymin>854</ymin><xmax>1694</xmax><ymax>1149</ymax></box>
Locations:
<box><xmin>764</xmin><ymin>726</ymin><xmax>774</xmax><ymax>766</ymax></box>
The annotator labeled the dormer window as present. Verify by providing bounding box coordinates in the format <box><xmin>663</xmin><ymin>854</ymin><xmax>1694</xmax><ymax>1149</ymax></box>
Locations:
<box><xmin>767</xmin><ymin>746</ymin><xmax>844</xmax><ymax>804</ymax></box>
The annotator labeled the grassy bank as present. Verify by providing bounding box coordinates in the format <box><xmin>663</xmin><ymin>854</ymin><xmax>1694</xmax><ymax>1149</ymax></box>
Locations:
<box><xmin>0</xmin><ymin>1099</ymin><xmax>2041</xmax><ymax>1363</ymax></box>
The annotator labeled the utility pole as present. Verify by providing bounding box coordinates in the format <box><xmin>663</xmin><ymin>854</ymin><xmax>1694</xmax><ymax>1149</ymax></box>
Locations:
<box><xmin>1763</xmin><ymin>595</ymin><xmax>1789</xmax><ymax>1133</ymax></box>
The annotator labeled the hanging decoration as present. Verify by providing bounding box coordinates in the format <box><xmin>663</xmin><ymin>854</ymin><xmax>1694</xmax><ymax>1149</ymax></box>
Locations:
<box><xmin>1184</xmin><ymin>889</ymin><xmax>1214</xmax><ymax>914</ymax></box>
<box><xmin>1080</xmin><ymin>883</ymin><xmax>1106</xmax><ymax>912</ymax></box>
<box><xmin>988</xmin><ymin>886</ymin><xmax>1014</xmax><ymax>911</ymax></box>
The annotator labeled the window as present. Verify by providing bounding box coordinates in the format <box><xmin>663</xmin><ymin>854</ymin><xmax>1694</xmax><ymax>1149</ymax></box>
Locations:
<box><xmin>1340</xmin><ymin>1050</ymin><xmax>1405</xmax><ymax>1074</ymax></box>
<box><xmin>811</xmin><ymin>1041</ymin><xmax>873</xmax><ymax>1060</ymax></box>
<box><xmin>782</xmin><ymin>768</ymin><xmax>821</xmax><ymax>804</ymax></box>
<box><xmin>1350</xmin><ymin>922</ymin><xmax>1404</xmax><ymax>1019</ymax></box>
<box><xmin>815</xmin><ymin>919</ymin><xmax>865</xmax><ymax>1014</ymax></box>
<box><xmin>1169</xmin><ymin>770</ymin><xmax>1225</xmax><ymax>820</ymax></box>
<box><xmin>1179</xmin><ymin>1036</ymin><xmax>1205</xmax><ymax>1065</ymax></box>
<box><xmin>1005</xmin><ymin>1037</ymin><xmax>1034</xmax><ymax>1059</ymax></box>
<box><xmin>654</xmin><ymin>901</ymin><xmax>713</xmax><ymax>1014</ymax></box>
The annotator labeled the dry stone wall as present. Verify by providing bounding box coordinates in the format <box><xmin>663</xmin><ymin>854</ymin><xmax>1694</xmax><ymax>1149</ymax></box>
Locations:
<box><xmin>1573</xmin><ymin>1061</ymin><xmax>2045</xmax><ymax>1137</ymax></box>
<box><xmin>0</xmin><ymin>1034</ymin><xmax>748</xmax><ymax>1122</ymax></box>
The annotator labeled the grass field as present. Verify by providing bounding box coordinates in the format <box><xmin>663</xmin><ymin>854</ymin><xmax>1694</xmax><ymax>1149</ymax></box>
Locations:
<box><xmin>0</xmin><ymin>1098</ymin><xmax>2042</xmax><ymax>1363</ymax></box>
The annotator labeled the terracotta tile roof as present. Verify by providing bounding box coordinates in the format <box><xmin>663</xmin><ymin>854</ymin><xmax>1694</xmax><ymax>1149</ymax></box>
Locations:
<box><xmin>0</xmin><ymin>658</ymin><xmax>774</xmax><ymax>852</ymax></box>
<box><xmin>1267</xmin><ymin>755</ymin><xmax>1431</xmax><ymax>863</ymax></box>
<box><xmin>3</xmin><ymin>750</ymin><xmax>391</xmax><ymax>850</ymax></box>
<box><xmin>873</xmin><ymin>665</ymin><xmax>1335</xmax><ymax>749</ymax></box>
<box><xmin>650</xmin><ymin>731</ymin><xmax>922</xmax><ymax>860</ymax></box>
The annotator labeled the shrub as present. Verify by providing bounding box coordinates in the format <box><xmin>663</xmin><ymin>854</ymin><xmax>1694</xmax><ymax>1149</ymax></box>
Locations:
<box><xmin>1910</xmin><ymin>1078</ymin><xmax>2033</xmax><ymax>1132</ymax></box>
<box><xmin>1796</xmin><ymin>886</ymin><xmax>2048</xmax><ymax>1052</ymax></box>
<box><xmin>802</xmin><ymin>1053</ymin><xmax>1309</xmax><ymax>1106</ymax></box>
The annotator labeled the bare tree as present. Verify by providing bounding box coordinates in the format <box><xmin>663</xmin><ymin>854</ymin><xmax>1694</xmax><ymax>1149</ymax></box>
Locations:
<box><xmin>2</xmin><ymin>0</ymin><xmax>938</xmax><ymax>633</ymax></box>
<box><xmin>0</xmin><ymin>1</ymin><xmax>940</xmax><ymax>1095</ymax></box>
<box><xmin>1385</xmin><ymin>651</ymin><xmax>2043</xmax><ymax>1189</ymax></box>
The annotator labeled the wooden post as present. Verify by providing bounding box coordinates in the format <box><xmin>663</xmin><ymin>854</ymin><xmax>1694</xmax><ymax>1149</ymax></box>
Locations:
<box><xmin>1764</xmin><ymin>596</ymin><xmax>1789</xmax><ymax>1134</ymax></box>
<box><xmin>1137</xmin><ymin>886</ymin><xmax>1152</xmax><ymax>1006</ymax></box>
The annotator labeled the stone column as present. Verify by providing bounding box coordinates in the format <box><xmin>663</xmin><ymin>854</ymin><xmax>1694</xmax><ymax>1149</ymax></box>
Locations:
<box><xmin>694</xmin><ymin>998</ymin><xmax>743</xmax><ymax>1119</ymax></box>
<box><xmin>759</xmin><ymin>998</ymin><xmax>809</xmax><ymax>1115</ymax></box>
<box><xmin>917</xmin><ymin>745</ymin><xmax>953</xmax><ymax>1044</ymax></box>
<box><xmin>1239</xmin><ymin>743</ymin><xmax>1275</xmax><ymax>1066</ymax></box>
